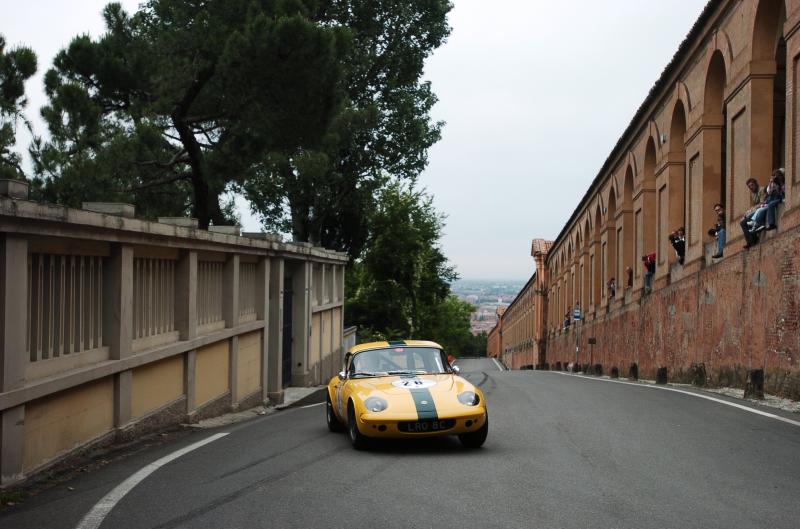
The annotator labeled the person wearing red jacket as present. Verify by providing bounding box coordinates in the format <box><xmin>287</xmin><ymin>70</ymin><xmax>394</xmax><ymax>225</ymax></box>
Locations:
<box><xmin>642</xmin><ymin>252</ymin><xmax>656</xmax><ymax>293</ymax></box>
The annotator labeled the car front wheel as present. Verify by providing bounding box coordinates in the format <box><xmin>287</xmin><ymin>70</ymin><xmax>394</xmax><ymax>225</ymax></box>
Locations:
<box><xmin>327</xmin><ymin>393</ymin><xmax>343</xmax><ymax>432</ymax></box>
<box><xmin>347</xmin><ymin>401</ymin><xmax>369</xmax><ymax>450</ymax></box>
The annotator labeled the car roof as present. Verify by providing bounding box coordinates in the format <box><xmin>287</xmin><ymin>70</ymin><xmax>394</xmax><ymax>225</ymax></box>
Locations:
<box><xmin>347</xmin><ymin>340</ymin><xmax>443</xmax><ymax>354</ymax></box>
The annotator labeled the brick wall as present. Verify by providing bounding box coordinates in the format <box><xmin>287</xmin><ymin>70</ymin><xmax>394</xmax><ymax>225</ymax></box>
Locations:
<box><xmin>546</xmin><ymin>225</ymin><xmax>800</xmax><ymax>399</ymax></box>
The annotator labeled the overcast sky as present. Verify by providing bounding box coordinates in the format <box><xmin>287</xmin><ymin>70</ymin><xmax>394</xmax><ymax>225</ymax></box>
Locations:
<box><xmin>3</xmin><ymin>0</ymin><xmax>709</xmax><ymax>280</ymax></box>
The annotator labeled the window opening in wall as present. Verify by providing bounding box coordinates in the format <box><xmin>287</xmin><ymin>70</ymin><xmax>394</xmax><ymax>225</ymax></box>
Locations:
<box><xmin>27</xmin><ymin>254</ymin><xmax>104</xmax><ymax>362</ymax></box>
<box><xmin>133</xmin><ymin>258</ymin><xmax>176</xmax><ymax>340</ymax></box>
<box><xmin>774</xmin><ymin>35</ymin><xmax>787</xmax><ymax>171</ymax></box>
<box><xmin>721</xmin><ymin>105</ymin><xmax>727</xmax><ymax>210</ymax></box>
<box><xmin>239</xmin><ymin>262</ymin><xmax>257</xmax><ymax>322</ymax></box>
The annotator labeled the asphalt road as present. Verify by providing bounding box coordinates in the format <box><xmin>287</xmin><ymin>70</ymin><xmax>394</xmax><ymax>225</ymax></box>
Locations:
<box><xmin>3</xmin><ymin>358</ymin><xmax>800</xmax><ymax>529</ymax></box>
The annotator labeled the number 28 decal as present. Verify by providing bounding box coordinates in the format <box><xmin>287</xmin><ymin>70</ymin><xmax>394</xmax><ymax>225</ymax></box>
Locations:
<box><xmin>392</xmin><ymin>378</ymin><xmax>436</xmax><ymax>389</ymax></box>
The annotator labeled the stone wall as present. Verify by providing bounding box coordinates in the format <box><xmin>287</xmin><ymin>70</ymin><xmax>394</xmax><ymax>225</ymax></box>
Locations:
<box><xmin>546</xmin><ymin>225</ymin><xmax>800</xmax><ymax>398</ymax></box>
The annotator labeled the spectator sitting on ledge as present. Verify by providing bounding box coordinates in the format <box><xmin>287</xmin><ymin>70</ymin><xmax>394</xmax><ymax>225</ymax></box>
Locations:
<box><xmin>750</xmin><ymin>169</ymin><xmax>785</xmax><ymax>235</ymax></box>
<box><xmin>709</xmin><ymin>203</ymin><xmax>726</xmax><ymax>258</ymax></box>
<box><xmin>740</xmin><ymin>178</ymin><xmax>768</xmax><ymax>249</ymax></box>
<box><xmin>607</xmin><ymin>277</ymin><xmax>616</xmax><ymax>300</ymax></box>
<box><xmin>625</xmin><ymin>266</ymin><xmax>633</xmax><ymax>289</ymax></box>
<box><xmin>563</xmin><ymin>312</ymin><xmax>571</xmax><ymax>329</ymax></box>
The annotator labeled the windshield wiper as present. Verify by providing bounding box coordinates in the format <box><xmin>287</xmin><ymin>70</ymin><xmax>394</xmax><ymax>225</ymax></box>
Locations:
<box><xmin>387</xmin><ymin>369</ymin><xmax>427</xmax><ymax>376</ymax></box>
<box><xmin>350</xmin><ymin>371</ymin><xmax>390</xmax><ymax>378</ymax></box>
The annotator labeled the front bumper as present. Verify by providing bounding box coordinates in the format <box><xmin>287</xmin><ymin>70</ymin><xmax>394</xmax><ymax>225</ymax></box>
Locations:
<box><xmin>357</xmin><ymin>409</ymin><xmax>487</xmax><ymax>438</ymax></box>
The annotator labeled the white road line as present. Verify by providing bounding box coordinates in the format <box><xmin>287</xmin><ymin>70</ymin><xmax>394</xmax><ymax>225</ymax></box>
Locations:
<box><xmin>552</xmin><ymin>371</ymin><xmax>800</xmax><ymax>428</ymax></box>
<box><xmin>75</xmin><ymin>432</ymin><xmax>229</xmax><ymax>529</ymax></box>
<box><xmin>491</xmin><ymin>358</ymin><xmax>505</xmax><ymax>371</ymax></box>
<box><xmin>301</xmin><ymin>402</ymin><xmax>325</xmax><ymax>409</ymax></box>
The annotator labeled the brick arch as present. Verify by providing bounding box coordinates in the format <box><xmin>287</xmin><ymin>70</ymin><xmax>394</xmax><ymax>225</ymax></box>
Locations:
<box><xmin>662</xmin><ymin>99</ymin><xmax>688</xmax><ymax>267</ymax></box>
<box><xmin>619</xmin><ymin>165</ymin><xmax>635</xmax><ymax>287</ymax></box>
<box><xmin>604</xmin><ymin>186</ymin><xmax>618</xmax><ymax>301</ymax></box>
<box><xmin>625</xmin><ymin>151</ymin><xmax>638</xmax><ymax>181</ymax></box>
<box><xmin>751</xmin><ymin>0</ymin><xmax>787</xmax><ymax>61</ymax></box>
<box><xmin>637</xmin><ymin>136</ymin><xmax>658</xmax><ymax>283</ymax></box>
<box><xmin>582</xmin><ymin>218</ymin><xmax>592</xmax><ymax>307</ymax></box>
<box><xmin>592</xmin><ymin>205</ymin><xmax>603</xmax><ymax>305</ymax></box>
<box><xmin>583</xmin><ymin>218</ymin><xmax>592</xmax><ymax>249</ymax></box>
<box><xmin>699</xmin><ymin>49</ymin><xmax>728</xmax><ymax>250</ymax></box>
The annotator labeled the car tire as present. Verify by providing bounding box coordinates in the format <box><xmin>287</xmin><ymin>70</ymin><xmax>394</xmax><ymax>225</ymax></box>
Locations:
<box><xmin>458</xmin><ymin>413</ymin><xmax>488</xmax><ymax>449</ymax></box>
<box><xmin>327</xmin><ymin>393</ymin><xmax>344</xmax><ymax>432</ymax></box>
<box><xmin>347</xmin><ymin>401</ymin><xmax>369</xmax><ymax>450</ymax></box>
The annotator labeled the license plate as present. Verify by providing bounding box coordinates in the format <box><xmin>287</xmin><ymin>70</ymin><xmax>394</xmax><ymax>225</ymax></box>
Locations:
<box><xmin>398</xmin><ymin>419</ymin><xmax>455</xmax><ymax>433</ymax></box>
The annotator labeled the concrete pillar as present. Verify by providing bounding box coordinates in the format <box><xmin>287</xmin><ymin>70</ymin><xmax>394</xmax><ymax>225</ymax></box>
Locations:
<box><xmin>291</xmin><ymin>261</ymin><xmax>311</xmax><ymax>387</ymax></box>
<box><xmin>0</xmin><ymin>236</ymin><xmax>27</xmax><ymax>391</ymax></box>
<box><xmin>256</xmin><ymin>258</ymin><xmax>270</xmax><ymax>402</ymax></box>
<box><xmin>229</xmin><ymin>336</ymin><xmax>239</xmax><ymax>410</ymax></box>
<box><xmin>104</xmin><ymin>244</ymin><xmax>134</xmax><ymax>428</ymax></box>
<box><xmin>1</xmin><ymin>235</ymin><xmax>28</xmax><ymax>485</ymax></box>
<box><xmin>223</xmin><ymin>254</ymin><xmax>240</xmax><ymax>328</ymax></box>
<box><xmin>184</xmin><ymin>349</ymin><xmax>197</xmax><ymax>418</ymax></box>
<box><xmin>223</xmin><ymin>255</ymin><xmax>240</xmax><ymax>409</ymax></box>
<box><xmin>103</xmin><ymin>244</ymin><xmax>134</xmax><ymax>360</ymax></box>
<box><xmin>176</xmin><ymin>250</ymin><xmax>198</xmax><ymax>418</ymax></box>
<box><xmin>266</xmin><ymin>258</ymin><xmax>284</xmax><ymax>404</ymax></box>
<box><xmin>176</xmin><ymin>250</ymin><xmax>197</xmax><ymax>341</ymax></box>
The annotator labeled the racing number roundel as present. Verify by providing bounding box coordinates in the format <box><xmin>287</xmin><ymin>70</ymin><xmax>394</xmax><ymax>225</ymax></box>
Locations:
<box><xmin>391</xmin><ymin>378</ymin><xmax>437</xmax><ymax>389</ymax></box>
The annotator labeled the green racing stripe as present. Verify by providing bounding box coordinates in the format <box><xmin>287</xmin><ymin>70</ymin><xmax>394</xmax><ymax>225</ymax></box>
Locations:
<box><xmin>409</xmin><ymin>388</ymin><xmax>438</xmax><ymax>420</ymax></box>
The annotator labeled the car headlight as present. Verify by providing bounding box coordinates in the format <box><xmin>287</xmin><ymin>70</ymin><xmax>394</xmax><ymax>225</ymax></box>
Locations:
<box><xmin>364</xmin><ymin>396</ymin><xmax>388</xmax><ymax>412</ymax></box>
<box><xmin>457</xmin><ymin>391</ymin><xmax>480</xmax><ymax>406</ymax></box>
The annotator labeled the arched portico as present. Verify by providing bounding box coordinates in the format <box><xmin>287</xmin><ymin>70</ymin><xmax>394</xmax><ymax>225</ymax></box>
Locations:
<box><xmin>697</xmin><ymin>50</ymin><xmax>728</xmax><ymax>260</ymax></box>
<box><xmin>619</xmin><ymin>165</ymin><xmax>635</xmax><ymax>289</ymax></box>
<box><xmin>604</xmin><ymin>189</ymin><xmax>618</xmax><ymax>303</ymax></box>
<box><xmin>592</xmin><ymin>206</ymin><xmax>602</xmax><ymax>306</ymax></box>
<box><xmin>659</xmin><ymin>99</ymin><xmax>687</xmax><ymax>271</ymax></box>
<box><xmin>743</xmin><ymin>0</ymin><xmax>787</xmax><ymax>216</ymax></box>
<box><xmin>637</xmin><ymin>137</ymin><xmax>658</xmax><ymax>289</ymax></box>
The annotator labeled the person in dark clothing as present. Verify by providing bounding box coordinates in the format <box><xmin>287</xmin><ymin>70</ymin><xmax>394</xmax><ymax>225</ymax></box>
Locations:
<box><xmin>750</xmin><ymin>169</ymin><xmax>785</xmax><ymax>233</ymax></box>
<box><xmin>739</xmin><ymin>178</ymin><xmax>768</xmax><ymax>248</ymax></box>
<box><xmin>669</xmin><ymin>227</ymin><xmax>686</xmax><ymax>265</ymax></box>
<box><xmin>709</xmin><ymin>203</ymin><xmax>726</xmax><ymax>257</ymax></box>
<box><xmin>642</xmin><ymin>252</ymin><xmax>656</xmax><ymax>293</ymax></box>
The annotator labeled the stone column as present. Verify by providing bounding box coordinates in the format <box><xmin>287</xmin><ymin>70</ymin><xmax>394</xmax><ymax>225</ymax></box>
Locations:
<box><xmin>229</xmin><ymin>335</ymin><xmax>239</xmax><ymax>410</ymax></box>
<box><xmin>0</xmin><ymin>235</ymin><xmax>28</xmax><ymax>485</ymax></box>
<box><xmin>223</xmin><ymin>255</ymin><xmax>240</xmax><ymax>408</ymax></box>
<box><xmin>103</xmin><ymin>244</ymin><xmax>134</xmax><ymax>428</ymax></box>
<box><xmin>175</xmin><ymin>250</ymin><xmax>197</xmax><ymax>415</ymax></box>
<box><xmin>291</xmin><ymin>261</ymin><xmax>311</xmax><ymax>387</ymax></box>
<box><xmin>256</xmin><ymin>258</ymin><xmax>270</xmax><ymax>403</ymax></box>
<box><xmin>267</xmin><ymin>258</ymin><xmax>284</xmax><ymax>404</ymax></box>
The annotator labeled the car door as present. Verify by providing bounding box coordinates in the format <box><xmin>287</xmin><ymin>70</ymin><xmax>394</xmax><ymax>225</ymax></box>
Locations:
<box><xmin>334</xmin><ymin>353</ymin><xmax>352</xmax><ymax>419</ymax></box>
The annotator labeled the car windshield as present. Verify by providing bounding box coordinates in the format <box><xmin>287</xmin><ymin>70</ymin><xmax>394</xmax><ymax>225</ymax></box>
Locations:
<box><xmin>349</xmin><ymin>347</ymin><xmax>449</xmax><ymax>377</ymax></box>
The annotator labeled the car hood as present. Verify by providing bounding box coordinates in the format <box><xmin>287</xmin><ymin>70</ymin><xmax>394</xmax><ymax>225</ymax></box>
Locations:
<box><xmin>350</xmin><ymin>374</ymin><xmax>469</xmax><ymax>395</ymax></box>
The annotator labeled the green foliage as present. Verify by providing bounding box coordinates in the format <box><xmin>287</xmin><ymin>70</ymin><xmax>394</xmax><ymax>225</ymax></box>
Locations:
<box><xmin>246</xmin><ymin>0</ymin><xmax>452</xmax><ymax>257</ymax></box>
<box><xmin>32</xmin><ymin>1</ymin><xmax>349</xmax><ymax>226</ymax></box>
<box><xmin>0</xmin><ymin>35</ymin><xmax>37</xmax><ymax>180</ymax></box>
<box><xmin>345</xmin><ymin>181</ymin><xmax>473</xmax><ymax>354</ymax></box>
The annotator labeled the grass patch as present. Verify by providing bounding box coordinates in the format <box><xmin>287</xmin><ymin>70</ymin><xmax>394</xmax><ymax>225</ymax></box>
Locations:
<box><xmin>0</xmin><ymin>490</ymin><xmax>26</xmax><ymax>507</ymax></box>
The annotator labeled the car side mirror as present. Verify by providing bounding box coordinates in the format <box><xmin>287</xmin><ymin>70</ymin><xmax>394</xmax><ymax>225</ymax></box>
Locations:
<box><xmin>338</xmin><ymin>370</ymin><xmax>346</xmax><ymax>380</ymax></box>
<box><xmin>452</xmin><ymin>365</ymin><xmax>460</xmax><ymax>374</ymax></box>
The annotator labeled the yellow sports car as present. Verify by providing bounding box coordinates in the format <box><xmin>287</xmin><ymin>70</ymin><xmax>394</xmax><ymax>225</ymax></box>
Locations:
<box><xmin>326</xmin><ymin>340</ymin><xmax>488</xmax><ymax>449</ymax></box>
